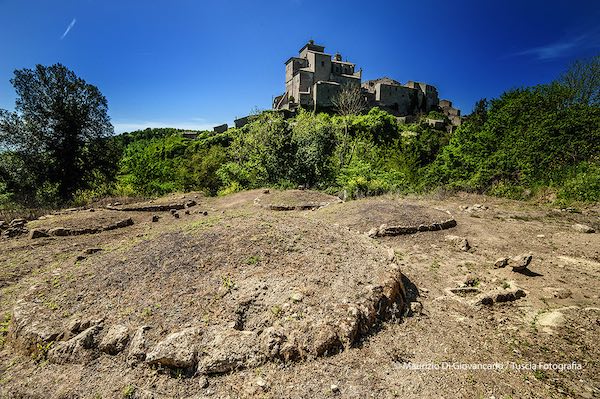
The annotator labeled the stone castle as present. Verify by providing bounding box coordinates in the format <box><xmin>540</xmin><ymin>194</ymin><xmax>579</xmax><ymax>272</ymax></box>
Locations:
<box><xmin>273</xmin><ymin>40</ymin><xmax>461</xmax><ymax>126</ymax></box>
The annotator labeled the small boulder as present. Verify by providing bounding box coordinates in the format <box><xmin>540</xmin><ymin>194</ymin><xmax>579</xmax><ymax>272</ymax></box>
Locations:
<box><xmin>572</xmin><ymin>224</ymin><xmax>595</xmax><ymax>234</ymax></box>
<box><xmin>10</xmin><ymin>299</ymin><xmax>63</xmax><ymax>353</ymax></box>
<box><xmin>366</xmin><ymin>227</ymin><xmax>378</xmax><ymax>238</ymax></box>
<box><xmin>198</xmin><ymin>376</ymin><xmax>209</xmax><ymax>388</ymax></box>
<box><xmin>494</xmin><ymin>257</ymin><xmax>509</xmax><ymax>268</ymax></box>
<box><xmin>537</xmin><ymin>310</ymin><xmax>565</xmax><ymax>334</ymax></box>
<box><xmin>445</xmin><ymin>235</ymin><xmax>470</xmax><ymax>252</ymax></box>
<box><xmin>199</xmin><ymin>329</ymin><xmax>261</xmax><ymax>374</ymax></box>
<box><xmin>260</xmin><ymin>326</ymin><xmax>286</xmax><ymax>360</ymax></box>
<box><xmin>441</xmin><ymin>219</ymin><xmax>458</xmax><ymax>229</ymax></box>
<box><xmin>29</xmin><ymin>228</ymin><xmax>49</xmax><ymax>239</ymax></box>
<box><xmin>458</xmin><ymin>238</ymin><xmax>471</xmax><ymax>252</ymax></box>
<box><xmin>146</xmin><ymin>327</ymin><xmax>201</xmax><ymax>369</ymax></box>
<box><xmin>48</xmin><ymin>324</ymin><xmax>103</xmax><ymax>364</ymax></box>
<box><xmin>127</xmin><ymin>325</ymin><xmax>151</xmax><ymax>363</ymax></box>
<box><xmin>475</xmin><ymin>288</ymin><xmax>526</xmax><ymax>306</ymax></box>
<box><xmin>114</xmin><ymin>218</ymin><xmax>134</xmax><ymax>228</ymax></box>
<box><xmin>173</xmin><ymin>212</ymin><xmax>180</xmax><ymax>219</ymax></box>
<box><xmin>64</xmin><ymin>318</ymin><xmax>104</xmax><ymax>339</ymax></box>
<box><xmin>151</xmin><ymin>215</ymin><xmax>160</xmax><ymax>222</ymax></box>
<box><xmin>409</xmin><ymin>301</ymin><xmax>423</xmax><ymax>315</ymax></box>
<box><xmin>378</xmin><ymin>224</ymin><xmax>388</xmax><ymax>235</ymax></box>
<box><xmin>509</xmin><ymin>254</ymin><xmax>532</xmax><ymax>272</ymax></box>
<box><xmin>386</xmin><ymin>247</ymin><xmax>395</xmax><ymax>262</ymax></box>
<box><xmin>554</xmin><ymin>288</ymin><xmax>572</xmax><ymax>299</ymax></box>
<box><xmin>449</xmin><ymin>287</ymin><xmax>480</xmax><ymax>297</ymax></box>
<box><xmin>3</xmin><ymin>227</ymin><xmax>27</xmax><ymax>238</ymax></box>
<box><xmin>99</xmin><ymin>324</ymin><xmax>129</xmax><ymax>355</ymax></box>
<box><xmin>311</xmin><ymin>324</ymin><xmax>341</xmax><ymax>357</ymax></box>
<box><xmin>290</xmin><ymin>292</ymin><xmax>304</xmax><ymax>302</ymax></box>
<box><xmin>256</xmin><ymin>377</ymin><xmax>268</xmax><ymax>389</ymax></box>
<box><xmin>48</xmin><ymin>227</ymin><xmax>70</xmax><ymax>237</ymax></box>
<box><xmin>66</xmin><ymin>319</ymin><xmax>82</xmax><ymax>336</ymax></box>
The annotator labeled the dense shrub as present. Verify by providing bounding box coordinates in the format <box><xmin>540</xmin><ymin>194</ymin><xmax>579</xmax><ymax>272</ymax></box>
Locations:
<box><xmin>557</xmin><ymin>162</ymin><xmax>600</xmax><ymax>202</ymax></box>
<box><xmin>117</xmin><ymin>130</ymin><xmax>230</xmax><ymax>196</ymax></box>
<box><xmin>426</xmin><ymin>83</ymin><xmax>600</xmax><ymax>199</ymax></box>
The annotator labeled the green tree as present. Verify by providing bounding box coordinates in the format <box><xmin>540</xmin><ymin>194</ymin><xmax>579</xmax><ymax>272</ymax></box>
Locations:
<box><xmin>559</xmin><ymin>55</ymin><xmax>599</xmax><ymax>106</ymax></box>
<box><xmin>219</xmin><ymin>112</ymin><xmax>292</xmax><ymax>189</ymax></box>
<box><xmin>290</xmin><ymin>111</ymin><xmax>336</xmax><ymax>187</ymax></box>
<box><xmin>0</xmin><ymin>63</ymin><xmax>115</xmax><ymax>204</ymax></box>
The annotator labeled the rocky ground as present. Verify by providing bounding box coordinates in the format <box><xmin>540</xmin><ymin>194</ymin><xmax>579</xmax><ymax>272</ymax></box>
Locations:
<box><xmin>0</xmin><ymin>189</ymin><xmax>598</xmax><ymax>398</ymax></box>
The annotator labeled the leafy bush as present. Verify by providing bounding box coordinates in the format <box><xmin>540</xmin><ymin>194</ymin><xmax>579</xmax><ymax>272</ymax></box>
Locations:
<box><xmin>557</xmin><ymin>162</ymin><xmax>600</xmax><ymax>202</ymax></box>
<box><xmin>223</xmin><ymin>112</ymin><xmax>292</xmax><ymax>187</ymax></box>
<box><xmin>337</xmin><ymin>160</ymin><xmax>408</xmax><ymax>198</ymax></box>
<box><xmin>117</xmin><ymin>130</ymin><xmax>229</xmax><ymax>196</ymax></box>
<box><xmin>289</xmin><ymin>111</ymin><xmax>337</xmax><ymax>187</ymax></box>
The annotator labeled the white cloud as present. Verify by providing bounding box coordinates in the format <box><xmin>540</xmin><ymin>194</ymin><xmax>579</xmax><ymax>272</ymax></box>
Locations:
<box><xmin>60</xmin><ymin>18</ymin><xmax>77</xmax><ymax>40</ymax></box>
<box><xmin>111</xmin><ymin>120</ymin><xmax>227</xmax><ymax>134</ymax></box>
<box><xmin>514</xmin><ymin>32</ymin><xmax>599</xmax><ymax>60</ymax></box>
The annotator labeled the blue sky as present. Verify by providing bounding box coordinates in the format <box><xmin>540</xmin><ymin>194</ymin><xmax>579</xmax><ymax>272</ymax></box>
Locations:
<box><xmin>1</xmin><ymin>0</ymin><xmax>599</xmax><ymax>133</ymax></box>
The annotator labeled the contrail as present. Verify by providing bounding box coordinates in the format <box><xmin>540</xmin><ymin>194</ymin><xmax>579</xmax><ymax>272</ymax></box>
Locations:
<box><xmin>60</xmin><ymin>18</ymin><xmax>77</xmax><ymax>40</ymax></box>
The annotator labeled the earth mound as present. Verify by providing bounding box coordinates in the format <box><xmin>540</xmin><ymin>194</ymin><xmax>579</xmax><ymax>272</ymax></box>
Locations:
<box><xmin>3</xmin><ymin>191</ymin><xmax>599</xmax><ymax>398</ymax></box>
<box><xmin>254</xmin><ymin>189</ymin><xmax>341</xmax><ymax>211</ymax></box>
<box><xmin>314</xmin><ymin>196</ymin><xmax>454</xmax><ymax>233</ymax></box>
<box><xmin>9</xmin><ymin>209</ymin><xmax>405</xmax><ymax>375</ymax></box>
<box><xmin>28</xmin><ymin>209</ymin><xmax>132</xmax><ymax>231</ymax></box>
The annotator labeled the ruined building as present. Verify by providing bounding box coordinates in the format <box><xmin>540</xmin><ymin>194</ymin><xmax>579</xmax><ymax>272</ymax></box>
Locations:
<box><xmin>438</xmin><ymin>99</ymin><xmax>461</xmax><ymax>126</ymax></box>
<box><xmin>273</xmin><ymin>41</ymin><xmax>461</xmax><ymax>126</ymax></box>
<box><xmin>273</xmin><ymin>41</ymin><xmax>362</xmax><ymax>111</ymax></box>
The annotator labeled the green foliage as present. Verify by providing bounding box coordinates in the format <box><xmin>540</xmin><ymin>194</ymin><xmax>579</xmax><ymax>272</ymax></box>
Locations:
<box><xmin>426</xmin><ymin>110</ymin><xmax>447</xmax><ymax>121</ymax></box>
<box><xmin>122</xmin><ymin>385</ymin><xmax>136</xmax><ymax>399</ymax></box>
<box><xmin>0</xmin><ymin>63</ymin><xmax>116</xmax><ymax>205</ymax></box>
<box><xmin>31</xmin><ymin>341</ymin><xmax>53</xmax><ymax>363</ymax></box>
<box><xmin>64</xmin><ymin>59</ymin><xmax>600</xmax><ymax>205</ymax></box>
<box><xmin>222</xmin><ymin>111</ymin><xmax>292</xmax><ymax>187</ymax></box>
<box><xmin>117</xmin><ymin>130</ymin><xmax>229</xmax><ymax>196</ymax></box>
<box><xmin>0</xmin><ymin>180</ymin><xmax>13</xmax><ymax>208</ymax></box>
<box><xmin>289</xmin><ymin>111</ymin><xmax>337</xmax><ymax>187</ymax></box>
<box><xmin>426</xmin><ymin>81</ymin><xmax>600</xmax><ymax>200</ymax></box>
<box><xmin>557</xmin><ymin>162</ymin><xmax>600</xmax><ymax>202</ymax></box>
<box><xmin>558</xmin><ymin>54</ymin><xmax>599</xmax><ymax>106</ymax></box>
<box><xmin>337</xmin><ymin>159</ymin><xmax>407</xmax><ymax>198</ymax></box>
